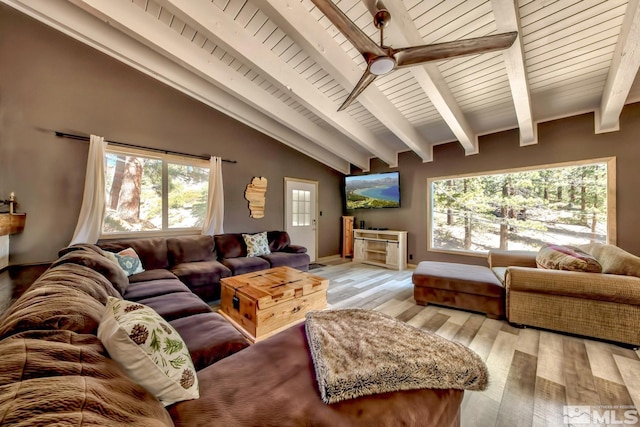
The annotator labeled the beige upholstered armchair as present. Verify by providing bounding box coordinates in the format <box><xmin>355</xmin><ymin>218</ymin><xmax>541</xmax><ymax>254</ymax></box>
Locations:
<box><xmin>488</xmin><ymin>245</ymin><xmax>640</xmax><ymax>347</ymax></box>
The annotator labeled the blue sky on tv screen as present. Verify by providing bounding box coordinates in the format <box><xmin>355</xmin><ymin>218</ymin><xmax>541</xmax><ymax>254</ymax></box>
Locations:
<box><xmin>346</xmin><ymin>172</ymin><xmax>397</xmax><ymax>182</ymax></box>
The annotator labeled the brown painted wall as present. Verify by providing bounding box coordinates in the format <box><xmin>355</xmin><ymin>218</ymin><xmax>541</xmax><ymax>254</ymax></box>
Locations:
<box><xmin>0</xmin><ymin>6</ymin><xmax>343</xmax><ymax>265</ymax></box>
<box><xmin>351</xmin><ymin>103</ymin><xmax>640</xmax><ymax>265</ymax></box>
<box><xmin>2</xmin><ymin>5</ymin><xmax>639</xmax><ymax>268</ymax></box>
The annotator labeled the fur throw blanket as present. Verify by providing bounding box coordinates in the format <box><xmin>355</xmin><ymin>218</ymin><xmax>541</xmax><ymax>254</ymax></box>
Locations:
<box><xmin>305</xmin><ymin>309</ymin><xmax>489</xmax><ymax>404</ymax></box>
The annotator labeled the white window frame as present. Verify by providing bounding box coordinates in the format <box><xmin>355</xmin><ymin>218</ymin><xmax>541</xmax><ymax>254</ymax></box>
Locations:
<box><xmin>426</xmin><ymin>157</ymin><xmax>617</xmax><ymax>257</ymax></box>
<box><xmin>101</xmin><ymin>146</ymin><xmax>210</xmax><ymax>240</ymax></box>
<box><xmin>291</xmin><ymin>189</ymin><xmax>311</xmax><ymax>226</ymax></box>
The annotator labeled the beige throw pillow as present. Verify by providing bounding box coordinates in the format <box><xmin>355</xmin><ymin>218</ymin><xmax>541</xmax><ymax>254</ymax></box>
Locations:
<box><xmin>580</xmin><ymin>243</ymin><xmax>640</xmax><ymax>278</ymax></box>
<box><xmin>98</xmin><ymin>297</ymin><xmax>199</xmax><ymax>406</ymax></box>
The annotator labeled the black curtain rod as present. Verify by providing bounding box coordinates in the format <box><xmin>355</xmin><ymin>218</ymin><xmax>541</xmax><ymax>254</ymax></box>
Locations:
<box><xmin>55</xmin><ymin>131</ymin><xmax>237</xmax><ymax>164</ymax></box>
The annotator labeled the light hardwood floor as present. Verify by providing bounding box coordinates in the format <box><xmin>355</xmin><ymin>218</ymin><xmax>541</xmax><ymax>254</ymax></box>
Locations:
<box><xmin>311</xmin><ymin>261</ymin><xmax>640</xmax><ymax>427</ymax></box>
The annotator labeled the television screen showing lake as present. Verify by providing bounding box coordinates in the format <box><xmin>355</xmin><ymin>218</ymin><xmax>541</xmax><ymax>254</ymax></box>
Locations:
<box><xmin>356</xmin><ymin>186</ymin><xmax>399</xmax><ymax>202</ymax></box>
<box><xmin>345</xmin><ymin>172</ymin><xmax>400</xmax><ymax>209</ymax></box>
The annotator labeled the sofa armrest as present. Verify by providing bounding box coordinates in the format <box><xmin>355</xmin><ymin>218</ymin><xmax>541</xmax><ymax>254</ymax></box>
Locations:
<box><xmin>506</xmin><ymin>266</ymin><xmax>640</xmax><ymax>305</ymax></box>
<box><xmin>283</xmin><ymin>244</ymin><xmax>307</xmax><ymax>254</ymax></box>
<box><xmin>488</xmin><ymin>250</ymin><xmax>537</xmax><ymax>268</ymax></box>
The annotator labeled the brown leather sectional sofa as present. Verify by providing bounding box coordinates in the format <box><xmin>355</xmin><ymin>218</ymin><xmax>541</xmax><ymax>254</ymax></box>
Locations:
<box><xmin>0</xmin><ymin>238</ymin><xmax>464</xmax><ymax>426</ymax></box>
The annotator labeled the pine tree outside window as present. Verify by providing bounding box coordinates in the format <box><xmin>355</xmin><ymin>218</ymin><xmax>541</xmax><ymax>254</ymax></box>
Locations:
<box><xmin>427</xmin><ymin>157</ymin><xmax>616</xmax><ymax>255</ymax></box>
<box><xmin>102</xmin><ymin>147</ymin><xmax>209</xmax><ymax>236</ymax></box>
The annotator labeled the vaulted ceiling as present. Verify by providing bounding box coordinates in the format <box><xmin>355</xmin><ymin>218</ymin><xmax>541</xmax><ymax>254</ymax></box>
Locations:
<box><xmin>4</xmin><ymin>0</ymin><xmax>640</xmax><ymax>173</ymax></box>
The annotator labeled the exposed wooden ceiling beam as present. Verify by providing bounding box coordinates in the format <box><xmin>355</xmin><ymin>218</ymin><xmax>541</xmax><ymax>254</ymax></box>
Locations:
<box><xmin>68</xmin><ymin>0</ymin><xmax>371</xmax><ymax>171</ymax></box>
<box><xmin>378</xmin><ymin>0</ymin><xmax>479</xmax><ymax>155</ymax></box>
<box><xmin>2</xmin><ymin>0</ymin><xmax>353</xmax><ymax>173</ymax></box>
<box><xmin>491</xmin><ymin>0</ymin><xmax>536</xmax><ymax>145</ymax></box>
<box><xmin>254</xmin><ymin>0</ymin><xmax>434</xmax><ymax>162</ymax></box>
<box><xmin>596</xmin><ymin>0</ymin><xmax>640</xmax><ymax>133</ymax></box>
<box><xmin>155</xmin><ymin>0</ymin><xmax>397</xmax><ymax>168</ymax></box>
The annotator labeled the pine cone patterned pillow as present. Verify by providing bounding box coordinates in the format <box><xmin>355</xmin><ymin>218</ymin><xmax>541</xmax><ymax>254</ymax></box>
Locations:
<box><xmin>242</xmin><ymin>231</ymin><xmax>271</xmax><ymax>257</ymax></box>
<box><xmin>98</xmin><ymin>297</ymin><xmax>199</xmax><ymax>406</ymax></box>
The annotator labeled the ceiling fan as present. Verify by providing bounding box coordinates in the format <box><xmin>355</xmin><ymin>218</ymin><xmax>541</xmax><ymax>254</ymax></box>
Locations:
<box><xmin>311</xmin><ymin>0</ymin><xmax>518</xmax><ymax>111</ymax></box>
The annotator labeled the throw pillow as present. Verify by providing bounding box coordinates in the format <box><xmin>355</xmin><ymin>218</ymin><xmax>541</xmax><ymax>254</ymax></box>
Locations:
<box><xmin>580</xmin><ymin>243</ymin><xmax>640</xmax><ymax>278</ymax></box>
<box><xmin>107</xmin><ymin>247</ymin><xmax>145</xmax><ymax>276</ymax></box>
<box><xmin>243</xmin><ymin>232</ymin><xmax>271</xmax><ymax>257</ymax></box>
<box><xmin>536</xmin><ymin>243</ymin><xmax>602</xmax><ymax>273</ymax></box>
<box><xmin>97</xmin><ymin>297</ymin><xmax>199</xmax><ymax>406</ymax></box>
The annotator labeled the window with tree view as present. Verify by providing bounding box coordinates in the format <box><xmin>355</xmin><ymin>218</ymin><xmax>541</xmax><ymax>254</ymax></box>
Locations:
<box><xmin>428</xmin><ymin>158</ymin><xmax>615</xmax><ymax>254</ymax></box>
<box><xmin>103</xmin><ymin>149</ymin><xmax>209</xmax><ymax>234</ymax></box>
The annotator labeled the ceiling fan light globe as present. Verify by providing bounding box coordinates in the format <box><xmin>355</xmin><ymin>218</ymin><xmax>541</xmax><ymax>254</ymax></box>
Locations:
<box><xmin>369</xmin><ymin>57</ymin><xmax>395</xmax><ymax>75</ymax></box>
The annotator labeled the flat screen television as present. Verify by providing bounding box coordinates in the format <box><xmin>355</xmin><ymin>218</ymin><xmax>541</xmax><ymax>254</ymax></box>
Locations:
<box><xmin>345</xmin><ymin>171</ymin><xmax>400</xmax><ymax>209</ymax></box>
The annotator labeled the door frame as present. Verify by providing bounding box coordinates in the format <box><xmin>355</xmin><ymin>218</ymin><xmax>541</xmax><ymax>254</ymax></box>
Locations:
<box><xmin>284</xmin><ymin>177</ymin><xmax>319</xmax><ymax>262</ymax></box>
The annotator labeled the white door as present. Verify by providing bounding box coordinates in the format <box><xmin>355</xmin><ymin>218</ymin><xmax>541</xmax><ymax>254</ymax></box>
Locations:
<box><xmin>284</xmin><ymin>178</ymin><xmax>317</xmax><ymax>262</ymax></box>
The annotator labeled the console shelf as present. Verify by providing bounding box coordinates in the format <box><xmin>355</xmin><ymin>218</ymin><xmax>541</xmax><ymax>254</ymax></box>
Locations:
<box><xmin>353</xmin><ymin>230</ymin><xmax>407</xmax><ymax>270</ymax></box>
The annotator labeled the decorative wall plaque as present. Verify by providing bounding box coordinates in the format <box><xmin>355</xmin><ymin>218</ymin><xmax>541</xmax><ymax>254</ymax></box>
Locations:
<box><xmin>245</xmin><ymin>177</ymin><xmax>268</xmax><ymax>218</ymax></box>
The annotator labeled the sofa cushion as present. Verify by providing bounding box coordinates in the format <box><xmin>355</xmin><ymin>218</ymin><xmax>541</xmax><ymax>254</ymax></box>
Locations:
<box><xmin>267</xmin><ymin>230</ymin><xmax>291</xmax><ymax>251</ymax></box>
<box><xmin>171</xmin><ymin>260</ymin><xmax>231</xmax><ymax>289</ymax></box>
<box><xmin>137</xmin><ymin>292</ymin><xmax>212</xmax><ymax>321</ymax></box>
<box><xmin>260</xmin><ymin>251</ymin><xmax>310</xmax><ymax>270</ymax></box>
<box><xmin>536</xmin><ymin>243</ymin><xmax>602</xmax><ymax>273</ymax></box>
<box><xmin>0</xmin><ymin>329</ymin><xmax>173</xmax><ymax>426</ymax></box>
<box><xmin>167</xmin><ymin>235</ymin><xmax>216</xmax><ymax>265</ymax></box>
<box><xmin>128</xmin><ymin>268</ymin><xmax>179</xmax><ymax>283</ymax></box>
<box><xmin>243</xmin><ymin>232</ymin><xmax>271</xmax><ymax>257</ymax></box>
<box><xmin>123</xmin><ymin>278</ymin><xmax>192</xmax><ymax>301</ymax></box>
<box><xmin>283</xmin><ymin>244</ymin><xmax>307</xmax><ymax>254</ymax></box>
<box><xmin>221</xmin><ymin>256</ymin><xmax>270</xmax><ymax>275</ymax></box>
<box><xmin>189</xmin><ymin>285</ymin><xmax>222</xmax><ymax>304</ymax></box>
<box><xmin>98</xmin><ymin>297</ymin><xmax>199</xmax><ymax>406</ymax></box>
<box><xmin>412</xmin><ymin>261</ymin><xmax>504</xmax><ymax>298</ymax></box>
<box><xmin>491</xmin><ymin>267</ymin><xmax>508</xmax><ymax>285</ymax></box>
<box><xmin>170</xmin><ymin>312</ymin><xmax>250</xmax><ymax>370</ymax></box>
<box><xmin>214</xmin><ymin>233</ymin><xmax>246</xmax><ymax>258</ymax></box>
<box><xmin>99</xmin><ymin>238</ymin><xmax>169</xmax><ymax>270</ymax></box>
<box><xmin>52</xmin><ymin>247</ymin><xmax>129</xmax><ymax>295</ymax></box>
<box><xmin>580</xmin><ymin>243</ymin><xmax>640</xmax><ymax>278</ymax></box>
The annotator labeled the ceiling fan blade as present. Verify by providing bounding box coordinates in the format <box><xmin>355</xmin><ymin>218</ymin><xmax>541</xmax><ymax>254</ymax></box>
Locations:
<box><xmin>393</xmin><ymin>31</ymin><xmax>518</xmax><ymax>68</ymax></box>
<box><xmin>311</xmin><ymin>0</ymin><xmax>386</xmax><ymax>57</ymax></box>
<box><xmin>338</xmin><ymin>71</ymin><xmax>378</xmax><ymax>111</ymax></box>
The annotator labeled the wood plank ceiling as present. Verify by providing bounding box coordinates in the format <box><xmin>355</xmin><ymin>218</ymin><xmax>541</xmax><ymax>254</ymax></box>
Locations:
<box><xmin>4</xmin><ymin>0</ymin><xmax>640</xmax><ymax>173</ymax></box>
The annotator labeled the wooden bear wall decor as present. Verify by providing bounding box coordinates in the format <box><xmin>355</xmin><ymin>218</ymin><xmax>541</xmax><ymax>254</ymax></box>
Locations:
<box><xmin>245</xmin><ymin>177</ymin><xmax>267</xmax><ymax>218</ymax></box>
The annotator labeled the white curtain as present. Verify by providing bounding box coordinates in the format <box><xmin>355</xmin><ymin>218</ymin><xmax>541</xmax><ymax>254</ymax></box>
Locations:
<box><xmin>70</xmin><ymin>135</ymin><xmax>107</xmax><ymax>245</ymax></box>
<box><xmin>202</xmin><ymin>156</ymin><xmax>224</xmax><ymax>235</ymax></box>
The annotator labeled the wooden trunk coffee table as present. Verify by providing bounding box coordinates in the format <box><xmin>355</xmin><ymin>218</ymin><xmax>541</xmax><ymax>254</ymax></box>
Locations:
<box><xmin>219</xmin><ymin>266</ymin><xmax>328</xmax><ymax>343</ymax></box>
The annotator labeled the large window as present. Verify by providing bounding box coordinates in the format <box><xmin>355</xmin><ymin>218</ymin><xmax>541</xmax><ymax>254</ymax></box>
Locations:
<box><xmin>103</xmin><ymin>148</ymin><xmax>209</xmax><ymax>236</ymax></box>
<box><xmin>428</xmin><ymin>158</ymin><xmax>615</xmax><ymax>255</ymax></box>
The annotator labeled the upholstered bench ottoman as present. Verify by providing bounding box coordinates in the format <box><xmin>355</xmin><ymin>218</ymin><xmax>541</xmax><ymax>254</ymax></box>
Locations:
<box><xmin>412</xmin><ymin>261</ymin><xmax>505</xmax><ymax>319</ymax></box>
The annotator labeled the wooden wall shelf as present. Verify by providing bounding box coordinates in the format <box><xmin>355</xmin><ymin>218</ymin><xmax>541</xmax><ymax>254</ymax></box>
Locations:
<box><xmin>0</xmin><ymin>213</ymin><xmax>27</xmax><ymax>236</ymax></box>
